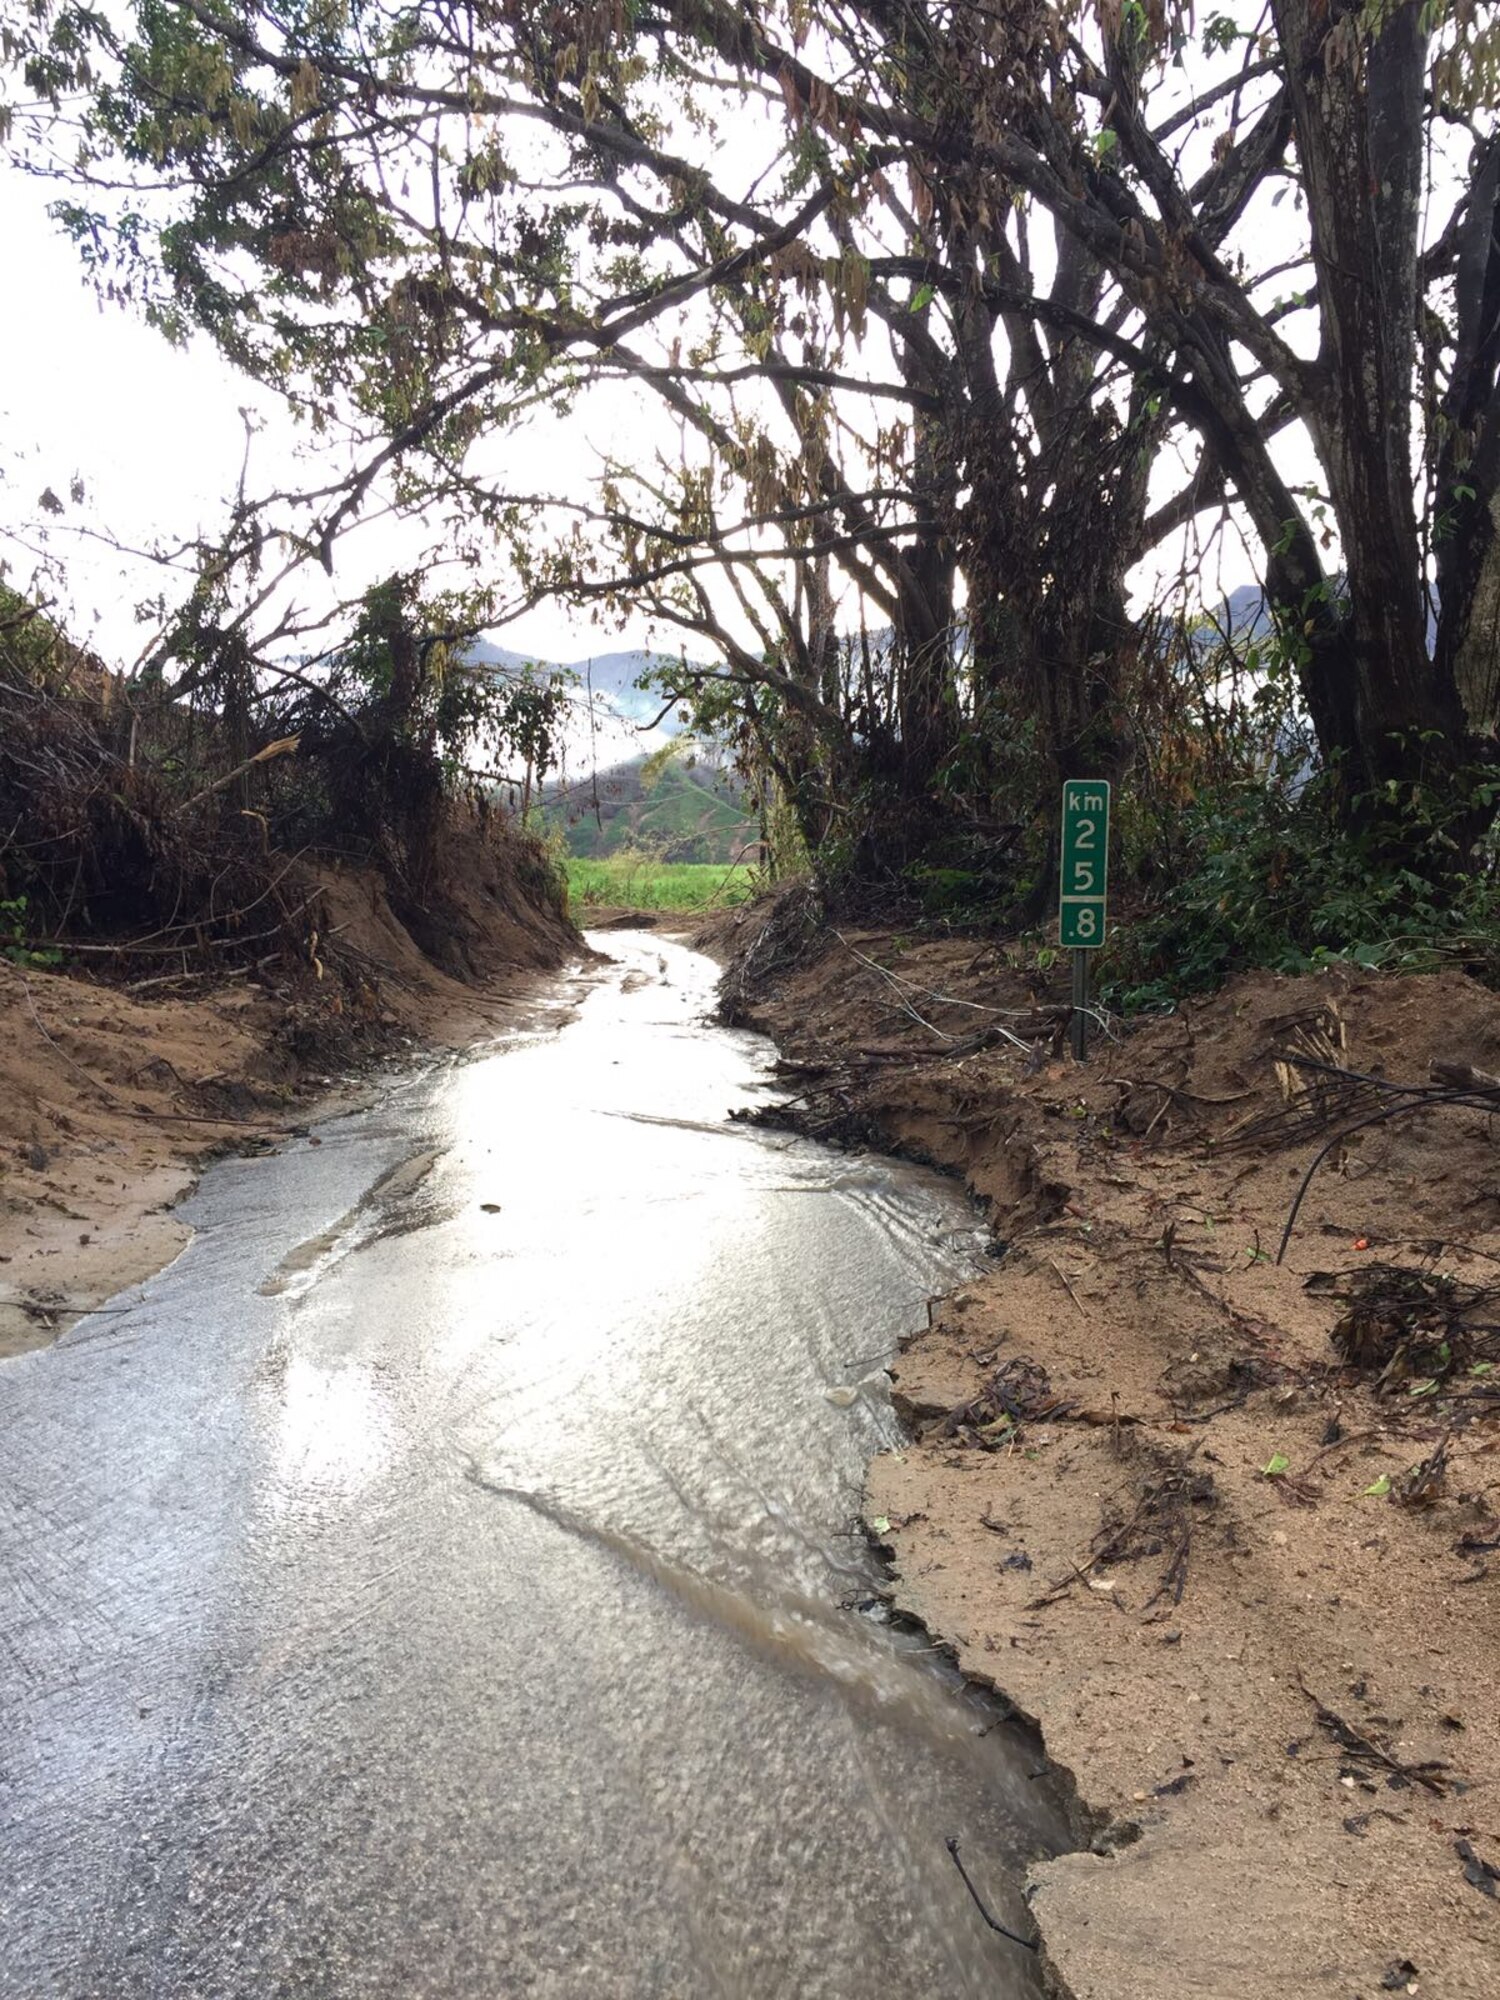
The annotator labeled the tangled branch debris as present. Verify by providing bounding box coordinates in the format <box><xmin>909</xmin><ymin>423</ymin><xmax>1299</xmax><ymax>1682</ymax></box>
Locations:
<box><xmin>1309</xmin><ymin>1264</ymin><xmax>1500</xmax><ymax>1389</ymax></box>
<box><xmin>0</xmin><ymin>586</ymin><xmax>563</xmax><ymax>1003</ymax></box>
<box><xmin>1091</xmin><ymin>1456</ymin><xmax>1218</xmax><ymax>1610</ymax></box>
<box><xmin>1294</xmin><ymin>1674</ymin><xmax>1452</xmax><ymax>1798</ymax></box>
<box><xmin>938</xmin><ymin>1356</ymin><xmax>1072</xmax><ymax>1448</ymax></box>
<box><xmin>1274</xmin><ymin>1057</ymin><xmax>1500</xmax><ymax>1262</ymax></box>
<box><xmin>716</xmin><ymin>881</ymin><xmax>823</xmax><ymax>1025</ymax></box>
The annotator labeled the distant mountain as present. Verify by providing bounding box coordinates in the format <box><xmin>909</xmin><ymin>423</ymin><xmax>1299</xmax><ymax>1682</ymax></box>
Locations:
<box><xmin>1220</xmin><ymin>584</ymin><xmax>1271</xmax><ymax>637</ymax></box>
<box><xmin>1206</xmin><ymin>582</ymin><xmax>1436</xmax><ymax>650</ymax></box>
<box><xmin>540</xmin><ymin>747</ymin><xmax>757</xmax><ymax>864</ymax></box>
<box><xmin>467</xmin><ymin>638</ymin><xmax>753</xmax><ymax>857</ymax></box>
<box><xmin>467</xmin><ymin>640</ymin><xmax>708</xmax><ymax>739</ymax></box>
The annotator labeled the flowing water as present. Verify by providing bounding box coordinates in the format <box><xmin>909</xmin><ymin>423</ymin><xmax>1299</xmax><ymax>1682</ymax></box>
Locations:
<box><xmin>0</xmin><ymin>934</ymin><xmax>1066</xmax><ymax>1998</ymax></box>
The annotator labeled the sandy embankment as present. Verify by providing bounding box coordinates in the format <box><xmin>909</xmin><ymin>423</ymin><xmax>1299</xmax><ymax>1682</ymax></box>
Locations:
<box><xmin>1</xmin><ymin>859</ymin><xmax>578</xmax><ymax>1356</ymax></box>
<box><xmin>712</xmin><ymin>896</ymin><xmax>1500</xmax><ymax>2000</ymax></box>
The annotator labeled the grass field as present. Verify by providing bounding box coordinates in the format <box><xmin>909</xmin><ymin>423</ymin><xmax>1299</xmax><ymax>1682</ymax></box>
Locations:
<box><xmin>565</xmin><ymin>856</ymin><xmax>759</xmax><ymax>911</ymax></box>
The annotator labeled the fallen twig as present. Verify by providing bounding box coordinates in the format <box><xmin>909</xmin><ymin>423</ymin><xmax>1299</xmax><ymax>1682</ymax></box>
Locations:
<box><xmin>944</xmin><ymin>1838</ymin><xmax>1038</xmax><ymax>1951</ymax></box>
<box><xmin>1294</xmin><ymin>1672</ymin><xmax>1451</xmax><ymax>1796</ymax></box>
<box><xmin>831</xmin><ymin>931</ymin><xmax>1034</xmax><ymax>1052</ymax></box>
<box><xmin>176</xmin><ymin>734</ymin><xmax>300</xmax><ymax>814</ymax></box>
<box><xmin>1046</xmin><ymin>1257</ymin><xmax>1087</xmax><ymax>1318</ymax></box>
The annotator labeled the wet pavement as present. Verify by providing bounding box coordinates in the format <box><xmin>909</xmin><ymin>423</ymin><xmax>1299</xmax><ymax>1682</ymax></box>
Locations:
<box><xmin>0</xmin><ymin>934</ymin><xmax>1065</xmax><ymax>1997</ymax></box>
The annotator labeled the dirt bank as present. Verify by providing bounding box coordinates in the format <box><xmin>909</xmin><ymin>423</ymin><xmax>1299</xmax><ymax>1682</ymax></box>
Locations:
<box><xmin>713</xmin><ymin>894</ymin><xmax>1500</xmax><ymax>2000</ymax></box>
<box><xmin>1</xmin><ymin>847</ymin><xmax>577</xmax><ymax>1356</ymax></box>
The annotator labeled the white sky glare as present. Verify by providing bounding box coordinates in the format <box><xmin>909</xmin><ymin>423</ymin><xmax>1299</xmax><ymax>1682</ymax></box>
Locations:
<box><xmin>2</xmin><ymin>175</ymin><xmax>263</xmax><ymax>643</ymax></box>
<box><xmin>0</xmin><ymin>163</ymin><xmax>657</xmax><ymax>666</ymax></box>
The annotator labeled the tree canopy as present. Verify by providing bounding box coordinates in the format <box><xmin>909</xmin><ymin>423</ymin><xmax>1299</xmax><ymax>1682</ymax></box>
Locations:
<box><xmin>5</xmin><ymin>0</ymin><xmax>1500</xmax><ymax>906</ymax></box>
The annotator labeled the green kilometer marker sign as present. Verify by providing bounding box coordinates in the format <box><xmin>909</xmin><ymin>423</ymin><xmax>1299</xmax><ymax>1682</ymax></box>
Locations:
<box><xmin>1059</xmin><ymin>779</ymin><xmax>1110</xmax><ymax>949</ymax></box>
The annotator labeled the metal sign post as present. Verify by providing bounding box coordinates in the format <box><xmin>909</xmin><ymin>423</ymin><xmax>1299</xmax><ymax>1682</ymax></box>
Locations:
<box><xmin>1059</xmin><ymin>779</ymin><xmax>1111</xmax><ymax>1061</ymax></box>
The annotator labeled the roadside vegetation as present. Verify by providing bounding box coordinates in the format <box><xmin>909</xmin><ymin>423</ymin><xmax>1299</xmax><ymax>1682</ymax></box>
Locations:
<box><xmin>3</xmin><ymin>2</ymin><xmax>1499</xmax><ymax>1004</ymax></box>
<box><xmin>0</xmin><ymin>573</ymin><xmax>567</xmax><ymax>994</ymax></box>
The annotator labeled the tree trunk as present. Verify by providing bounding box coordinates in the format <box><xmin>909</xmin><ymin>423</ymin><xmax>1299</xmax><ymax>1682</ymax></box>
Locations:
<box><xmin>1436</xmin><ymin>134</ymin><xmax>1500</xmax><ymax>738</ymax></box>
<box><xmin>892</xmin><ymin>410</ymin><xmax>959</xmax><ymax>809</ymax></box>
<box><xmin>1273</xmin><ymin>0</ymin><xmax>1471</xmax><ymax>792</ymax></box>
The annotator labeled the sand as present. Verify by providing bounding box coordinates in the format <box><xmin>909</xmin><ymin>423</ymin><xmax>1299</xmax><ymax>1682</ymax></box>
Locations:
<box><xmin>1</xmin><ymin>854</ymin><xmax>577</xmax><ymax>1355</ymax></box>
<box><xmin>718</xmin><ymin>903</ymin><xmax>1500</xmax><ymax>2000</ymax></box>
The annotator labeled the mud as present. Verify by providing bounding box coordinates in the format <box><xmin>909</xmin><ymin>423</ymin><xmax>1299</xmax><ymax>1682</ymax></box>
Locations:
<box><xmin>718</xmin><ymin>898</ymin><xmax>1500</xmax><ymax>2000</ymax></box>
<box><xmin>0</xmin><ymin>854</ymin><xmax>576</xmax><ymax>1355</ymax></box>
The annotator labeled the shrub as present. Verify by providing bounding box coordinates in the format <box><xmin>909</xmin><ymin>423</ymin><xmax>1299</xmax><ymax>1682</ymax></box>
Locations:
<box><xmin>1104</xmin><ymin>768</ymin><xmax>1500</xmax><ymax>1011</ymax></box>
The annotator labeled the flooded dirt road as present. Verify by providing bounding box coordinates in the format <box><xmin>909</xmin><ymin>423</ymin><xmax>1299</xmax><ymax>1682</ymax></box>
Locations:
<box><xmin>1</xmin><ymin>934</ymin><xmax>1064</xmax><ymax>1997</ymax></box>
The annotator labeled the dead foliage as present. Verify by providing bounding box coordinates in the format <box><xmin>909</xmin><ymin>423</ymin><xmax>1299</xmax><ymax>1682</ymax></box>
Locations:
<box><xmin>0</xmin><ymin>590</ymin><xmax>563</xmax><ymax>1002</ymax></box>
<box><xmin>1091</xmin><ymin>1454</ymin><xmax>1218</xmax><ymax>1608</ymax></box>
<box><xmin>1111</xmin><ymin>1003</ymin><xmax>1350</xmax><ymax>1151</ymax></box>
<box><xmin>0</xmin><ymin>623</ymin><xmax>283</xmax><ymax>958</ymax></box>
<box><xmin>717</xmin><ymin>880</ymin><xmax>823</xmax><ymax>1024</ymax></box>
<box><xmin>1267</xmin><ymin>1053</ymin><xmax>1500</xmax><ymax>1261</ymax></box>
<box><xmin>1210</xmin><ymin>1004</ymin><xmax>1368</xmax><ymax>1153</ymax></box>
<box><xmin>1308</xmin><ymin>1263</ymin><xmax>1500</xmax><ymax>1400</ymax></box>
<box><xmin>738</xmin><ymin>1030</ymin><xmax>1024</xmax><ymax>1151</ymax></box>
<box><xmin>1389</xmin><ymin>1437</ymin><xmax>1452</xmax><ymax>1509</ymax></box>
<box><xmin>937</xmin><ymin>1355</ymin><xmax>1072</xmax><ymax>1448</ymax></box>
<box><xmin>1293</xmin><ymin>1673</ymin><xmax>1452</xmax><ymax>1798</ymax></box>
<box><xmin>1454</xmin><ymin>1837</ymin><xmax>1500</xmax><ymax>1899</ymax></box>
<box><xmin>729</xmin><ymin>1086</ymin><xmax>895</xmax><ymax>1153</ymax></box>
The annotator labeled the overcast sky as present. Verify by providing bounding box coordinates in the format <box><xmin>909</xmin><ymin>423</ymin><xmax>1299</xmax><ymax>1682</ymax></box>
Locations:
<box><xmin>0</xmin><ymin>163</ymin><xmax>663</xmax><ymax>667</ymax></box>
<box><xmin>0</xmin><ymin>37</ymin><xmax>1310</xmax><ymax>681</ymax></box>
<box><xmin>3</xmin><ymin>175</ymin><xmax>257</xmax><ymax>648</ymax></box>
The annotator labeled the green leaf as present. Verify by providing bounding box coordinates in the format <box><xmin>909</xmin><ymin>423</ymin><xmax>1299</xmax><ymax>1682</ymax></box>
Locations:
<box><xmin>909</xmin><ymin>282</ymin><xmax>934</xmax><ymax>312</ymax></box>
<box><xmin>1407</xmin><ymin>1378</ymin><xmax>1438</xmax><ymax>1397</ymax></box>
<box><xmin>870</xmin><ymin>1515</ymin><xmax>891</xmax><ymax>1534</ymax></box>
<box><xmin>1262</xmin><ymin>1452</ymin><xmax>1290</xmax><ymax>1478</ymax></box>
<box><xmin>1363</xmin><ymin>1474</ymin><xmax>1392</xmax><ymax>1497</ymax></box>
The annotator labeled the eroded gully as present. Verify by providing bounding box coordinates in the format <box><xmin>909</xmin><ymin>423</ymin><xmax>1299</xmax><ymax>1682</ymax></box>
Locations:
<box><xmin>1</xmin><ymin>932</ymin><xmax>1068</xmax><ymax>1998</ymax></box>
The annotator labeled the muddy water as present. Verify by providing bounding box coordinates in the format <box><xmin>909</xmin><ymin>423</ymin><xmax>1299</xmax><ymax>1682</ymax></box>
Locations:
<box><xmin>0</xmin><ymin>934</ymin><xmax>1064</xmax><ymax>1997</ymax></box>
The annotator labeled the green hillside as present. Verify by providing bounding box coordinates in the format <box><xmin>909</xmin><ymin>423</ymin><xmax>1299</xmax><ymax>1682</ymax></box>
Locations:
<box><xmin>547</xmin><ymin>754</ymin><xmax>757</xmax><ymax>864</ymax></box>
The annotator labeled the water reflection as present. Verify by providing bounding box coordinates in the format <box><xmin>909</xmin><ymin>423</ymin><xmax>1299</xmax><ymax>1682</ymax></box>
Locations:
<box><xmin>0</xmin><ymin>931</ymin><xmax>1064</xmax><ymax>2000</ymax></box>
<box><xmin>264</xmin><ymin>1352</ymin><xmax>394</xmax><ymax>1509</ymax></box>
